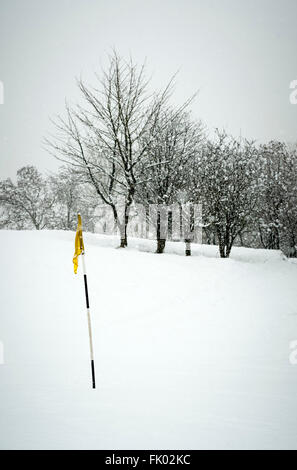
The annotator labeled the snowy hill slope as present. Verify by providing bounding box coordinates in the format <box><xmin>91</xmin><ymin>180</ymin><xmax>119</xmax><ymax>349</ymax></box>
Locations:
<box><xmin>0</xmin><ymin>230</ymin><xmax>297</xmax><ymax>449</ymax></box>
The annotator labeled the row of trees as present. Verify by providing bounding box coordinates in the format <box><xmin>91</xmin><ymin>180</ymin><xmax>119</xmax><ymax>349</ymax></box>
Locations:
<box><xmin>0</xmin><ymin>165</ymin><xmax>99</xmax><ymax>232</ymax></box>
<box><xmin>0</xmin><ymin>52</ymin><xmax>296</xmax><ymax>258</ymax></box>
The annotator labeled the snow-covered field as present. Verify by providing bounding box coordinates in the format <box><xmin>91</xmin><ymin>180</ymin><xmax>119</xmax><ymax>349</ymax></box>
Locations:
<box><xmin>0</xmin><ymin>230</ymin><xmax>297</xmax><ymax>450</ymax></box>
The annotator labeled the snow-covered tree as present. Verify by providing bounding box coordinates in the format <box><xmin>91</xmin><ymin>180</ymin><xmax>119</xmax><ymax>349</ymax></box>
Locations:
<box><xmin>48</xmin><ymin>166</ymin><xmax>98</xmax><ymax>232</ymax></box>
<box><xmin>279</xmin><ymin>147</ymin><xmax>297</xmax><ymax>257</ymax></box>
<box><xmin>136</xmin><ymin>110</ymin><xmax>204</xmax><ymax>253</ymax></box>
<box><xmin>192</xmin><ymin>131</ymin><xmax>259</xmax><ymax>258</ymax></box>
<box><xmin>256</xmin><ymin>141</ymin><xmax>297</xmax><ymax>256</ymax></box>
<box><xmin>47</xmin><ymin>51</ymin><xmax>174</xmax><ymax>247</ymax></box>
<box><xmin>0</xmin><ymin>166</ymin><xmax>55</xmax><ymax>230</ymax></box>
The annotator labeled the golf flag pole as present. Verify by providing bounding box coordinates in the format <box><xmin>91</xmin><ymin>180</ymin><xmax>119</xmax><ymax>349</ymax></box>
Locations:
<box><xmin>73</xmin><ymin>213</ymin><xmax>96</xmax><ymax>389</ymax></box>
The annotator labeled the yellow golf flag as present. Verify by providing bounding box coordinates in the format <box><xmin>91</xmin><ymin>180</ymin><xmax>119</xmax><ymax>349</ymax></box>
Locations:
<box><xmin>73</xmin><ymin>214</ymin><xmax>84</xmax><ymax>274</ymax></box>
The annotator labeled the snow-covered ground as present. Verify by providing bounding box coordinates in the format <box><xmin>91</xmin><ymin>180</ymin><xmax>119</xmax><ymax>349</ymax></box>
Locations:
<box><xmin>0</xmin><ymin>230</ymin><xmax>297</xmax><ymax>450</ymax></box>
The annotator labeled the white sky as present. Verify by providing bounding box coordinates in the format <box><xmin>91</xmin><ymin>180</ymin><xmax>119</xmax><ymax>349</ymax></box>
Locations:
<box><xmin>0</xmin><ymin>0</ymin><xmax>296</xmax><ymax>179</ymax></box>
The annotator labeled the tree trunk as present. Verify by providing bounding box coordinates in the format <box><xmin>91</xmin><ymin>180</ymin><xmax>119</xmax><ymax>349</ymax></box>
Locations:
<box><xmin>156</xmin><ymin>238</ymin><xmax>166</xmax><ymax>253</ymax></box>
<box><xmin>185</xmin><ymin>239</ymin><xmax>191</xmax><ymax>256</ymax></box>
<box><xmin>217</xmin><ymin>228</ymin><xmax>227</xmax><ymax>258</ymax></box>
<box><xmin>119</xmin><ymin>211</ymin><xmax>129</xmax><ymax>247</ymax></box>
<box><xmin>259</xmin><ymin>226</ymin><xmax>280</xmax><ymax>250</ymax></box>
<box><xmin>219</xmin><ymin>242</ymin><xmax>226</xmax><ymax>258</ymax></box>
<box><xmin>120</xmin><ymin>235</ymin><xmax>127</xmax><ymax>248</ymax></box>
<box><xmin>226</xmin><ymin>245</ymin><xmax>232</xmax><ymax>258</ymax></box>
<box><xmin>112</xmin><ymin>202</ymin><xmax>129</xmax><ymax>248</ymax></box>
<box><xmin>217</xmin><ymin>225</ymin><xmax>234</xmax><ymax>258</ymax></box>
<box><xmin>156</xmin><ymin>209</ymin><xmax>166</xmax><ymax>253</ymax></box>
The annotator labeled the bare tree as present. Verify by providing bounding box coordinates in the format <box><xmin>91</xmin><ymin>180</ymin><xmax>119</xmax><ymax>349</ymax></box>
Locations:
<box><xmin>46</xmin><ymin>51</ymin><xmax>174</xmax><ymax>247</ymax></box>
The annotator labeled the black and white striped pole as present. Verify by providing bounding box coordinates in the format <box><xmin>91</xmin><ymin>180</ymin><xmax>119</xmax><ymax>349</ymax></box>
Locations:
<box><xmin>76</xmin><ymin>214</ymin><xmax>96</xmax><ymax>389</ymax></box>
<box><xmin>81</xmin><ymin>251</ymin><xmax>96</xmax><ymax>389</ymax></box>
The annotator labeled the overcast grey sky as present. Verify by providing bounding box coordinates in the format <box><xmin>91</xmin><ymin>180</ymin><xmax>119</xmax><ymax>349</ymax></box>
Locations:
<box><xmin>0</xmin><ymin>0</ymin><xmax>296</xmax><ymax>179</ymax></box>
